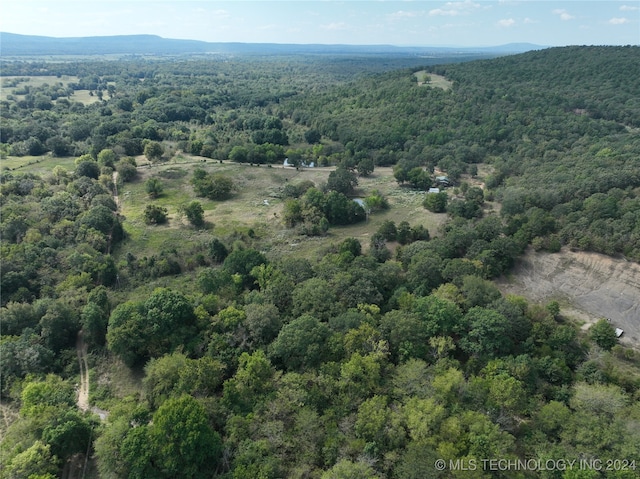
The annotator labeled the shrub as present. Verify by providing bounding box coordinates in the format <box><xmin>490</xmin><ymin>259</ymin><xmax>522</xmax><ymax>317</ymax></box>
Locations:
<box><xmin>143</xmin><ymin>204</ymin><xmax>168</xmax><ymax>225</ymax></box>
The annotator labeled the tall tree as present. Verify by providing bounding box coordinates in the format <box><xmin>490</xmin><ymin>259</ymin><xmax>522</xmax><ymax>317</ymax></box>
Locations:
<box><xmin>144</xmin><ymin>141</ymin><xmax>164</xmax><ymax>163</ymax></box>
<box><xmin>327</xmin><ymin>167</ymin><xmax>358</xmax><ymax>195</ymax></box>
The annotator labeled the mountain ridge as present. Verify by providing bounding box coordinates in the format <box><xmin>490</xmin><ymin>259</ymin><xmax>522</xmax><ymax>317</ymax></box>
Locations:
<box><xmin>0</xmin><ymin>32</ymin><xmax>545</xmax><ymax>56</ymax></box>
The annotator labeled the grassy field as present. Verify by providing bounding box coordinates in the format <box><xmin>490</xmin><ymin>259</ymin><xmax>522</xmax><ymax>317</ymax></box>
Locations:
<box><xmin>70</xmin><ymin>90</ymin><xmax>102</xmax><ymax>105</ymax></box>
<box><xmin>1</xmin><ymin>155</ymin><xmax>77</xmax><ymax>174</ymax></box>
<box><xmin>3</xmin><ymin>152</ymin><xmax>451</xmax><ymax>273</ymax></box>
<box><xmin>1</xmin><ymin>75</ymin><xmax>100</xmax><ymax>105</ymax></box>
<box><xmin>414</xmin><ymin>71</ymin><xmax>453</xmax><ymax>91</ymax></box>
<box><xmin>114</xmin><ymin>161</ymin><xmax>449</xmax><ymax>265</ymax></box>
<box><xmin>1</xmin><ymin>75</ymin><xmax>75</xmax><ymax>99</ymax></box>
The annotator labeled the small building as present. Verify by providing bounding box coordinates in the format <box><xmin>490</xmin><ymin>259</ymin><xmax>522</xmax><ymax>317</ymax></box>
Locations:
<box><xmin>428</xmin><ymin>187</ymin><xmax>440</xmax><ymax>194</ymax></box>
<box><xmin>615</xmin><ymin>328</ymin><xmax>624</xmax><ymax>338</ymax></box>
<box><xmin>435</xmin><ymin>176</ymin><xmax>451</xmax><ymax>187</ymax></box>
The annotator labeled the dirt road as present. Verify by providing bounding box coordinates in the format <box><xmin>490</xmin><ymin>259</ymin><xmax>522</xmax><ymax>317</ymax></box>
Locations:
<box><xmin>112</xmin><ymin>170</ymin><xmax>119</xmax><ymax>208</ymax></box>
<box><xmin>76</xmin><ymin>332</ymin><xmax>90</xmax><ymax>412</ymax></box>
<box><xmin>496</xmin><ymin>248</ymin><xmax>640</xmax><ymax>348</ymax></box>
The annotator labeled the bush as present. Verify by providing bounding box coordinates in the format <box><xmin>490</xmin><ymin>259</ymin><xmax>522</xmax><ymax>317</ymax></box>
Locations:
<box><xmin>191</xmin><ymin>169</ymin><xmax>234</xmax><ymax>200</ymax></box>
<box><xmin>209</xmin><ymin>238</ymin><xmax>229</xmax><ymax>263</ymax></box>
<box><xmin>143</xmin><ymin>204</ymin><xmax>168</xmax><ymax>225</ymax></box>
<box><xmin>180</xmin><ymin>201</ymin><xmax>205</xmax><ymax>227</ymax></box>
<box><xmin>145</xmin><ymin>178</ymin><xmax>164</xmax><ymax>198</ymax></box>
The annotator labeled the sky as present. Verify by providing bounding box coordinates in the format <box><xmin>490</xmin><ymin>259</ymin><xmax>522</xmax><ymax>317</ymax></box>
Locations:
<box><xmin>1</xmin><ymin>1</ymin><xmax>638</xmax><ymax>47</ymax></box>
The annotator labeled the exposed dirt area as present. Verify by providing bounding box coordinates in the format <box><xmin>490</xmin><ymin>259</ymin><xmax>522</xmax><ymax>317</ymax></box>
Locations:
<box><xmin>76</xmin><ymin>332</ymin><xmax>109</xmax><ymax>420</ymax></box>
<box><xmin>496</xmin><ymin>248</ymin><xmax>640</xmax><ymax>348</ymax></box>
<box><xmin>0</xmin><ymin>403</ymin><xmax>19</xmax><ymax>442</ymax></box>
<box><xmin>112</xmin><ymin>170</ymin><xmax>120</xmax><ymax>208</ymax></box>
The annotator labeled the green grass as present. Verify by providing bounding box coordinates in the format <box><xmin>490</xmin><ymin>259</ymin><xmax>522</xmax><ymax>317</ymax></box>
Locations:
<box><xmin>70</xmin><ymin>90</ymin><xmax>102</xmax><ymax>105</ymax></box>
<box><xmin>414</xmin><ymin>71</ymin><xmax>453</xmax><ymax>90</ymax></box>
<box><xmin>2</xmin><ymin>75</ymin><xmax>75</xmax><ymax>92</ymax></box>
<box><xmin>1</xmin><ymin>155</ymin><xmax>77</xmax><ymax>174</ymax></box>
<box><xmin>1</xmin><ymin>75</ymin><xmax>101</xmax><ymax>105</ymax></box>
<box><xmin>113</xmin><ymin>163</ymin><xmax>451</xmax><ymax>264</ymax></box>
<box><xmin>5</xmin><ymin>155</ymin><xmax>450</xmax><ymax>268</ymax></box>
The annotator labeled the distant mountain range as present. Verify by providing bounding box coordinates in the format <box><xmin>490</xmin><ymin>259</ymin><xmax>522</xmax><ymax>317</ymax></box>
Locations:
<box><xmin>0</xmin><ymin>32</ymin><xmax>545</xmax><ymax>57</ymax></box>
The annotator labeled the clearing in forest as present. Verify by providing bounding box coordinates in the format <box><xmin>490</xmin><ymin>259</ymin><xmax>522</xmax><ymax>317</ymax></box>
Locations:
<box><xmin>115</xmin><ymin>161</ymin><xmax>449</xmax><ymax>263</ymax></box>
<box><xmin>0</xmin><ymin>75</ymin><xmax>100</xmax><ymax>105</ymax></box>
<box><xmin>414</xmin><ymin>70</ymin><xmax>453</xmax><ymax>90</ymax></box>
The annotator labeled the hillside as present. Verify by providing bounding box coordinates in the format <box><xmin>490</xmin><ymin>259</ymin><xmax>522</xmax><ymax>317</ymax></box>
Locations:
<box><xmin>498</xmin><ymin>248</ymin><xmax>640</xmax><ymax>346</ymax></box>
<box><xmin>1</xmin><ymin>47</ymin><xmax>640</xmax><ymax>478</ymax></box>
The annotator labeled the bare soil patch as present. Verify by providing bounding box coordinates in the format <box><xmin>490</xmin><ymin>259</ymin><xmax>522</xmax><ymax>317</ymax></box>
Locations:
<box><xmin>76</xmin><ymin>332</ymin><xmax>90</xmax><ymax>412</ymax></box>
<box><xmin>496</xmin><ymin>248</ymin><xmax>640</xmax><ymax>348</ymax></box>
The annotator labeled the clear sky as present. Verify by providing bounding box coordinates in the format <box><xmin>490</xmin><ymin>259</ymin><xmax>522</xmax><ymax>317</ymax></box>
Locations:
<box><xmin>1</xmin><ymin>1</ymin><xmax>638</xmax><ymax>47</ymax></box>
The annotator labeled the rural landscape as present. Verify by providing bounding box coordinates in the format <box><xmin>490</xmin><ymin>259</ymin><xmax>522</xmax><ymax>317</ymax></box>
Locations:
<box><xmin>1</xmin><ymin>34</ymin><xmax>640</xmax><ymax>479</ymax></box>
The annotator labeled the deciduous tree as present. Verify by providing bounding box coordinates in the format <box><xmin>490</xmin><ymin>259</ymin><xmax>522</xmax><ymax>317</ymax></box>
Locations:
<box><xmin>269</xmin><ymin>314</ymin><xmax>331</xmax><ymax>371</ymax></box>
<box><xmin>327</xmin><ymin>167</ymin><xmax>358</xmax><ymax>195</ymax></box>
<box><xmin>589</xmin><ymin>319</ymin><xmax>617</xmax><ymax>351</ymax></box>
<box><xmin>144</xmin><ymin>141</ymin><xmax>164</xmax><ymax>162</ymax></box>
<box><xmin>148</xmin><ymin>395</ymin><xmax>223</xmax><ymax>477</ymax></box>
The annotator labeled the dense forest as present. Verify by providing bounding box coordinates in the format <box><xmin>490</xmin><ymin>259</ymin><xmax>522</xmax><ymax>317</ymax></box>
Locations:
<box><xmin>1</xmin><ymin>46</ymin><xmax>640</xmax><ymax>479</ymax></box>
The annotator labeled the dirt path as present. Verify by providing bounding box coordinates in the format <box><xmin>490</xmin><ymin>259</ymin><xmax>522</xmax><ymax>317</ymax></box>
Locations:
<box><xmin>76</xmin><ymin>332</ymin><xmax>90</xmax><ymax>412</ymax></box>
<box><xmin>76</xmin><ymin>332</ymin><xmax>109</xmax><ymax>420</ymax></box>
<box><xmin>496</xmin><ymin>248</ymin><xmax>640</xmax><ymax>348</ymax></box>
<box><xmin>112</xmin><ymin>170</ymin><xmax>119</xmax><ymax>208</ymax></box>
<box><xmin>0</xmin><ymin>403</ymin><xmax>19</xmax><ymax>442</ymax></box>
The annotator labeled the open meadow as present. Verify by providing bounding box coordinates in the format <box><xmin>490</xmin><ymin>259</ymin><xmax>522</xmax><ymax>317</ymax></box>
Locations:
<box><xmin>115</xmin><ymin>160</ymin><xmax>449</xmax><ymax>264</ymax></box>
<box><xmin>1</xmin><ymin>75</ymin><xmax>101</xmax><ymax>105</ymax></box>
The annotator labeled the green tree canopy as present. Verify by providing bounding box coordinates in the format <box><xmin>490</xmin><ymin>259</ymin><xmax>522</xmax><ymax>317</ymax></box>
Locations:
<box><xmin>327</xmin><ymin>167</ymin><xmax>358</xmax><ymax>195</ymax></box>
<box><xmin>223</xmin><ymin>248</ymin><xmax>268</xmax><ymax>288</ymax></box>
<box><xmin>269</xmin><ymin>314</ymin><xmax>331</xmax><ymax>371</ymax></box>
<box><xmin>107</xmin><ymin>289</ymin><xmax>197</xmax><ymax>365</ymax></box>
<box><xmin>149</xmin><ymin>395</ymin><xmax>223</xmax><ymax>478</ymax></box>
<box><xmin>589</xmin><ymin>318</ymin><xmax>617</xmax><ymax>351</ymax></box>
<box><xmin>144</xmin><ymin>141</ymin><xmax>164</xmax><ymax>162</ymax></box>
